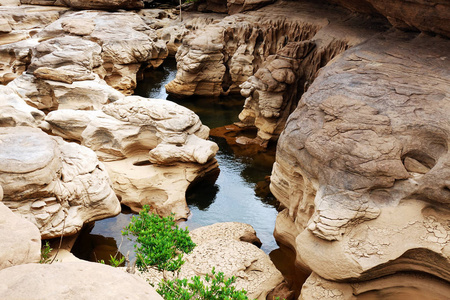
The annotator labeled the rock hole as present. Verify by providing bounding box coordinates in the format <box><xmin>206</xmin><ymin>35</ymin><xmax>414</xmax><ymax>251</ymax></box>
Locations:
<box><xmin>133</xmin><ymin>160</ymin><xmax>152</xmax><ymax>166</ymax></box>
<box><xmin>402</xmin><ymin>150</ymin><xmax>436</xmax><ymax>174</ymax></box>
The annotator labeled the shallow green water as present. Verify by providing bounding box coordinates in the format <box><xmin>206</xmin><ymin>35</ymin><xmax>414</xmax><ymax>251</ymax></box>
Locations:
<box><xmin>73</xmin><ymin>58</ymin><xmax>280</xmax><ymax>262</ymax></box>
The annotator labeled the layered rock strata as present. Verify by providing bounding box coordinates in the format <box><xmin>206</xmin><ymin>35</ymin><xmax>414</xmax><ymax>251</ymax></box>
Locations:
<box><xmin>270</xmin><ymin>30</ymin><xmax>450</xmax><ymax>298</ymax></box>
<box><xmin>61</xmin><ymin>0</ymin><xmax>144</xmax><ymax>10</ymax></box>
<box><xmin>46</xmin><ymin>97</ymin><xmax>219</xmax><ymax>219</ymax></box>
<box><xmin>0</xmin><ymin>126</ymin><xmax>121</xmax><ymax>238</ymax></box>
<box><xmin>167</xmin><ymin>1</ymin><xmax>388</xmax><ymax>144</ymax></box>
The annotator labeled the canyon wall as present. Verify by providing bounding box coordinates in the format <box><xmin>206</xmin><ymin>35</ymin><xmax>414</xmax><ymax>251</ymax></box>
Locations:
<box><xmin>269</xmin><ymin>3</ymin><xmax>450</xmax><ymax>299</ymax></box>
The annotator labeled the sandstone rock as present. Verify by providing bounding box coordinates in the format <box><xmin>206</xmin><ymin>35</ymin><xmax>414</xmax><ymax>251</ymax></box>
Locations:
<box><xmin>37</xmin><ymin>10</ymin><xmax>168</xmax><ymax>94</ymax></box>
<box><xmin>0</xmin><ymin>126</ymin><xmax>120</xmax><ymax>238</ymax></box>
<box><xmin>227</xmin><ymin>0</ymin><xmax>274</xmax><ymax>14</ymax></box>
<box><xmin>0</xmin><ymin>38</ymin><xmax>37</xmax><ymax>84</ymax></box>
<box><xmin>270</xmin><ymin>30</ymin><xmax>450</xmax><ymax>292</ymax></box>
<box><xmin>28</xmin><ymin>36</ymin><xmax>102</xmax><ymax>83</ymax></box>
<box><xmin>0</xmin><ymin>200</ymin><xmax>41</xmax><ymax>271</ymax></box>
<box><xmin>45</xmin><ymin>97</ymin><xmax>219</xmax><ymax>219</ymax></box>
<box><xmin>0</xmin><ymin>0</ymin><xmax>20</xmax><ymax>6</ymax></box>
<box><xmin>61</xmin><ymin>0</ymin><xmax>144</xmax><ymax>10</ymax></box>
<box><xmin>300</xmin><ymin>272</ymin><xmax>450</xmax><ymax>300</ymax></box>
<box><xmin>0</xmin><ymin>5</ymin><xmax>67</xmax><ymax>45</ymax></box>
<box><xmin>0</xmin><ymin>85</ymin><xmax>46</xmax><ymax>128</ymax></box>
<box><xmin>8</xmin><ymin>72</ymin><xmax>124</xmax><ymax>111</ymax></box>
<box><xmin>138</xmin><ymin>223</ymin><xmax>284</xmax><ymax>300</ymax></box>
<box><xmin>21</xmin><ymin>0</ymin><xmax>66</xmax><ymax>5</ymax></box>
<box><xmin>326</xmin><ymin>0</ymin><xmax>450</xmax><ymax>38</ymax></box>
<box><xmin>0</xmin><ymin>262</ymin><xmax>163</xmax><ymax>299</ymax></box>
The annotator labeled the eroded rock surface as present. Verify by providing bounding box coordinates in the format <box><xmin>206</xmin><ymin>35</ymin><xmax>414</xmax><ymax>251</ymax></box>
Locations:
<box><xmin>37</xmin><ymin>10</ymin><xmax>168</xmax><ymax>94</ymax></box>
<box><xmin>270</xmin><ymin>30</ymin><xmax>450</xmax><ymax>297</ymax></box>
<box><xmin>0</xmin><ymin>126</ymin><xmax>120</xmax><ymax>238</ymax></box>
<box><xmin>0</xmin><ymin>262</ymin><xmax>163</xmax><ymax>299</ymax></box>
<box><xmin>138</xmin><ymin>222</ymin><xmax>285</xmax><ymax>300</ymax></box>
<box><xmin>46</xmin><ymin>97</ymin><xmax>219</xmax><ymax>219</ymax></box>
<box><xmin>0</xmin><ymin>189</ymin><xmax>41</xmax><ymax>271</ymax></box>
<box><xmin>61</xmin><ymin>0</ymin><xmax>144</xmax><ymax>10</ymax></box>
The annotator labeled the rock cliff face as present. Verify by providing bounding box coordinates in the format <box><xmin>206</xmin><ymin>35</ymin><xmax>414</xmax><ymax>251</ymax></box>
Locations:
<box><xmin>271</xmin><ymin>27</ymin><xmax>450</xmax><ymax>299</ymax></box>
<box><xmin>166</xmin><ymin>1</ymin><xmax>389</xmax><ymax>144</ymax></box>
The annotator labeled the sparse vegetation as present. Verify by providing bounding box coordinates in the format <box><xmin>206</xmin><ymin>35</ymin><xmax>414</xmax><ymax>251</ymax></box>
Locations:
<box><xmin>157</xmin><ymin>267</ymin><xmax>250</xmax><ymax>300</ymax></box>
<box><xmin>40</xmin><ymin>241</ymin><xmax>52</xmax><ymax>264</ymax></box>
<box><xmin>122</xmin><ymin>205</ymin><xmax>195</xmax><ymax>271</ymax></box>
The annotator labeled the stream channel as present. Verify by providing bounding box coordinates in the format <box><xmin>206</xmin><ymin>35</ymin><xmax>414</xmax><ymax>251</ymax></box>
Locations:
<box><xmin>72</xmin><ymin>58</ymin><xmax>285</xmax><ymax>268</ymax></box>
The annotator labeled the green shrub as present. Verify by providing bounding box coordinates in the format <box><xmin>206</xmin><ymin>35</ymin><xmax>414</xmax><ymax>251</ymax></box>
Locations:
<box><xmin>40</xmin><ymin>241</ymin><xmax>52</xmax><ymax>264</ymax></box>
<box><xmin>157</xmin><ymin>268</ymin><xmax>250</xmax><ymax>300</ymax></box>
<box><xmin>122</xmin><ymin>205</ymin><xmax>195</xmax><ymax>271</ymax></box>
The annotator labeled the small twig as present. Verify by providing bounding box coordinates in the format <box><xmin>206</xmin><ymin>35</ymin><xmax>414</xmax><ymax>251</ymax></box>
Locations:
<box><xmin>50</xmin><ymin>211</ymin><xmax>66</xmax><ymax>264</ymax></box>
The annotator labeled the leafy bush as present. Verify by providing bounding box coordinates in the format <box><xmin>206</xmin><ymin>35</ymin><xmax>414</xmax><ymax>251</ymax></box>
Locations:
<box><xmin>157</xmin><ymin>268</ymin><xmax>250</xmax><ymax>300</ymax></box>
<box><xmin>122</xmin><ymin>205</ymin><xmax>195</xmax><ymax>271</ymax></box>
<box><xmin>40</xmin><ymin>241</ymin><xmax>52</xmax><ymax>264</ymax></box>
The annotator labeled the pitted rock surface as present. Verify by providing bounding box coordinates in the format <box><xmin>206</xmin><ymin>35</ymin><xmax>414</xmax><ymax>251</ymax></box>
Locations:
<box><xmin>0</xmin><ymin>126</ymin><xmax>120</xmax><ymax>238</ymax></box>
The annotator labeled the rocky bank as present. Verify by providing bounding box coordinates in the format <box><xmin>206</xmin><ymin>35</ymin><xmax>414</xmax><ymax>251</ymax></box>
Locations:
<box><xmin>0</xmin><ymin>0</ymin><xmax>449</xmax><ymax>299</ymax></box>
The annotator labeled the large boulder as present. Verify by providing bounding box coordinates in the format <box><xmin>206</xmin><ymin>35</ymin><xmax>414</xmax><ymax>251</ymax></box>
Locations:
<box><xmin>0</xmin><ymin>126</ymin><xmax>121</xmax><ymax>238</ymax></box>
<box><xmin>0</xmin><ymin>190</ymin><xmax>41</xmax><ymax>271</ymax></box>
<box><xmin>138</xmin><ymin>222</ymin><xmax>286</xmax><ymax>300</ymax></box>
<box><xmin>270</xmin><ymin>30</ymin><xmax>450</xmax><ymax>297</ymax></box>
<box><xmin>46</xmin><ymin>97</ymin><xmax>219</xmax><ymax>219</ymax></box>
<box><xmin>0</xmin><ymin>262</ymin><xmax>163</xmax><ymax>299</ymax></box>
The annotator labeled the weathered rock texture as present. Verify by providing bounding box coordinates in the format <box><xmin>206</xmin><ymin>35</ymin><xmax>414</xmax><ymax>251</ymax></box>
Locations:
<box><xmin>167</xmin><ymin>1</ymin><xmax>388</xmax><ymax>144</ymax></box>
<box><xmin>61</xmin><ymin>0</ymin><xmax>144</xmax><ymax>10</ymax></box>
<box><xmin>270</xmin><ymin>29</ymin><xmax>450</xmax><ymax>298</ymax></box>
<box><xmin>0</xmin><ymin>262</ymin><xmax>163</xmax><ymax>299</ymax></box>
<box><xmin>138</xmin><ymin>222</ymin><xmax>285</xmax><ymax>299</ymax></box>
<box><xmin>0</xmin><ymin>5</ymin><xmax>68</xmax><ymax>83</ymax></box>
<box><xmin>202</xmin><ymin>0</ymin><xmax>274</xmax><ymax>14</ymax></box>
<box><xmin>0</xmin><ymin>192</ymin><xmax>41</xmax><ymax>271</ymax></box>
<box><xmin>0</xmin><ymin>85</ymin><xmax>46</xmax><ymax>128</ymax></box>
<box><xmin>0</xmin><ymin>126</ymin><xmax>120</xmax><ymax>238</ymax></box>
<box><xmin>46</xmin><ymin>97</ymin><xmax>219</xmax><ymax>219</ymax></box>
<box><xmin>36</xmin><ymin>10</ymin><xmax>167</xmax><ymax>94</ymax></box>
<box><xmin>325</xmin><ymin>0</ymin><xmax>450</xmax><ymax>38</ymax></box>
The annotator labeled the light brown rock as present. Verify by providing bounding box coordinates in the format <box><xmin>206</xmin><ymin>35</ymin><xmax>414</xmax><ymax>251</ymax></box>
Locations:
<box><xmin>0</xmin><ymin>126</ymin><xmax>121</xmax><ymax>238</ymax></box>
<box><xmin>37</xmin><ymin>10</ymin><xmax>168</xmax><ymax>94</ymax></box>
<box><xmin>0</xmin><ymin>85</ymin><xmax>46</xmax><ymax>128</ymax></box>
<box><xmin>0</xmin><ymin>201</ymin><xmax>41</xmax><ymax>271</ymax></box>
<box><xmin>270</xmin><ymin>29</ymin><xmax>450</xmax><ymax>293</ymax></box>
<box><xmin>0</xmin><ymin>262</ymin><xmax>163</xmax><ymax>300</ymax></box>
<box><xmin>138</xmin><ymin>222</ymin><xmax>283</xmax><ymax>300</ymax></box>
<box><xmin>61</xmin><ymin>0</ymin><xmax>144</xmax><ymax>10</ymax></box>
<box><xmin>45</xmin><ymin>97</ymin><xmax>219</xmax><ymax>219</ymax></box>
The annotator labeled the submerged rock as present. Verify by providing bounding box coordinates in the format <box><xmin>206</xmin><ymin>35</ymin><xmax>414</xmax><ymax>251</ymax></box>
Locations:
<box><xmin>0</xmin><ymin>262</ymin><xmax>163</xmax><ymax>299</ymax></box>
<box><xmin>0</xmin><ymin>126</ymin><xmax>120</xmax><ymax>238</ymax></box>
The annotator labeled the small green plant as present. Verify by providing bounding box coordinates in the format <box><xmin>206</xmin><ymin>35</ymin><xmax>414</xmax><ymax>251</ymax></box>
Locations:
<box><xmin>122</xmin><ymin>205</ymin><xmax>196</xmax><ymax>271</ymax></box>
<box><xmin>98</xmin><ymin>259</ymin><xmax>105</xmax><ymax>264</ymax></box>
<box><xmin>157</xmin><ymin>267</ymin><xmax>251</xmax><ymax>300</ymax></box>
<box><xmin>109</xmin><ymin>255</ymin><xmax>125</xmax><ymax>267</ymax></box>
<box><xmin>40</xmin><ymin>241</ymin><xmax>52</xmax><ymax>264</ymax></box>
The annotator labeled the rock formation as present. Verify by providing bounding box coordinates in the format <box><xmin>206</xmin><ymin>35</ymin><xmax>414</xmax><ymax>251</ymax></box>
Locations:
<box><xmin>36</xmin><ymin>10</ymin><xmax>168</xmax><ymax>94</ymax></box>
<box><xmin>0</xmin><ymin>85</ymin><xmax>46</xmax><ymax>127</ymax></box>
<box><xmin>0</xmin><ymin>262</ymin><xmax>163</xmax><ymax>299</ymax></box>
<box><xmin>270</xmin><ymin>28</ymin><xmax>450</xmax><ymax>298</ymax></box>
<box><xmin>0</xmin><ymin>126</ymin><xmax>121</xmax><ymax>238</ymax></box>
<box><xmin>0</xmin><ymin>187</ymin><xmax>41</xmax><ymax>271</ymax></box>
<box><xmin>138</xmin><ymin>222</ymin><xmax>287</xmax><ymax>299</ymax></box>
<box><xmin>166</xmin><ymin>1</ymin><xmax>388</xmax><ymax>144</ymax></box>
<box><xmin>45</xmin><ymin>97</ymin><xmax>219</xmax><ymax>219</ymax></box>
<box><xmin>201</xmin><ymin>0</ymin><xmax>274</xmax><ymax>14</ymax></box>
<box><xmin>61</xmin><ymin>0</ymin><xmax>144</xmax><ymax>10</ymax></box>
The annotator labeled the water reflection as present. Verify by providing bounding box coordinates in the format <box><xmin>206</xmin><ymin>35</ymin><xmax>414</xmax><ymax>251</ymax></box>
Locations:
<box><xmin>73</xmin><ymin>56</ymin><xmax>280</xmax><ymax>261</ymax></box>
